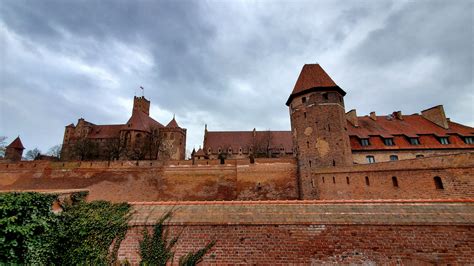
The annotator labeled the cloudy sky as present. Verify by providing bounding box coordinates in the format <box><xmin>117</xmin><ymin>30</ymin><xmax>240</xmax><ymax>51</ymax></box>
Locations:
<box><xmin>0</xmin><ymin>0</ymin><xmax>472</xmax><ymax>155</ymax></box>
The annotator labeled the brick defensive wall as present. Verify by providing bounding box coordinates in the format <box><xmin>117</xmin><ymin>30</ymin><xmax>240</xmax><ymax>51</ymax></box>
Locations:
<box><xmin>117</xmin><ymin>200</ymin><xmax>474</xmax><ymax>264</ymax></box>
<box><xmin>0</xmin><ymin>152</ymin><xmax>473</xmax><ymax>201</ymax></box>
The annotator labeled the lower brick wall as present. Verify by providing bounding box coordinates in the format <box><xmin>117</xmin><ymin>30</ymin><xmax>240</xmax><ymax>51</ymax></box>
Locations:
<box><xmin>116</xmin><ymin>201</ymin><xmax>474</xmax><ymax>265</ymax></box>
<box><xmin>118</xmin><ymin>224</ymin><xmax>473</xmax><ymax>264</ymax></box>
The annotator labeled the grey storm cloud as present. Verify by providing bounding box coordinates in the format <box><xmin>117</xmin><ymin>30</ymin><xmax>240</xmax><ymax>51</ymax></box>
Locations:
<box><xmin>0</xmin><ymin>0</ymin><xmax>472</xmax><ymax>154</ymax></box>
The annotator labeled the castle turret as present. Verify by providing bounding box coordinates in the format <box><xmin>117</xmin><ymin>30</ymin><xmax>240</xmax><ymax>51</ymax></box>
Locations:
<box><xmin>133</xmin><ymin>96</ymin><xmax>150</xmax><ymax>115</ymax></box>
<box><xmin>286</xmin><ymin>64</ymin><xmax>353</xmax><ymax>199</ymax></box>
<box><xmin>5</xmin><ymin>137</ymin><xmax>25</xmax><ymax>161</ymax></box>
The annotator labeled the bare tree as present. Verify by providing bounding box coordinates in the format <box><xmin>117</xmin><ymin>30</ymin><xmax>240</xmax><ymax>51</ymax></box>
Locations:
<box><xmin>25</xmin><ymin>148</ymin><xmax>42</xmax><ymax>161</ymax></box>
<box><xmin>72</xmin><ymin>138</ymin><xmax>99</xmax><ymax>161</ymax></box>
<box><xmin>103</xmin><ymin>138</ymin><xmax>127</xmax><ymax>161</ymax></box>
<box><xmin>47</xmin><ymin>144</ymin><xmax>62</xmax><ymax>159</ymax></box>
<box><xmin>253</xmin><ymin>130</ymin><xmax>273</xmax><ymax>158</ymax></box>
<box><xmin>0</xmin><ymin>136</ymin><xmax>6</xmax><ymax>157</ymax></box>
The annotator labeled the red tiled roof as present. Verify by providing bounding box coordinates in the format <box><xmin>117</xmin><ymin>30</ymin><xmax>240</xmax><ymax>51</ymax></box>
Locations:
<box><xmin>349</xmin><ymin>114</ymin><xmax>474</xmax><ymax>150</ymax></box>
<box><xmin>166</xmin><ymin>118</ymin><xmax>180</xmax><ymax>128</ymax></box>
<box><xmin>204</xmin><ymin>130</ymin><xmax>293</xmax><ymax>154</ymax></box>
<box><xmin>88</xmin><ymin>124</ymin><xmax>124</xmax><ymax>139</ymax></box>
<box><xmin>126</xmin><ymin>111</ymin><xmax>164</xmax><ymax>132</ymax></box>
<box><xmin>7</xmin><ymin>137</ymin><xmax>24</xmax><ymax>149</ymax></box>
<box><xmin>286</xmin><ymin>64</ymin><xmax>345</xmax><ymax>105</ymax></box>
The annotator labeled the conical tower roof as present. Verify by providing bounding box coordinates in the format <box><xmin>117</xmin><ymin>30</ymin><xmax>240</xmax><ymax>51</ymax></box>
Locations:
<box><xmin>7</xmin><ymin>137</ymin><xmax>25</xmax><ymax>150</ymax></box>
<box><xmin>286</xmin><ymin>64</ymin><xmax>346</xmax><ymax>106</ymax></box>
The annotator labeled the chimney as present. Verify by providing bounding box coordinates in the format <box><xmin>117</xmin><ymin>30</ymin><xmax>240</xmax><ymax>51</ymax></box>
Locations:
<box><xmin>346</xmin><ymin>109</ymin><xmax>359</xmax><ymax>127</ymax></box>
<box><xmin>393</xmin><ymin>111</ymin><xmax>403</xmax><ymax>120</ymax></box>
<box><xmin>421</xmin><ymin>105</ymin><xmax>449</xmax><ymax>129</ymax></box>
<box><xmin>369</xmin><ymin>111</ymin><xmax>377</xmax><ymax>121</ymax></box>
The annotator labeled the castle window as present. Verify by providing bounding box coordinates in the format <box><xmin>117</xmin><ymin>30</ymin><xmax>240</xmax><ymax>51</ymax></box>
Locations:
<box><xmin>302</xmin><ymin>97</ymin><xmax>306</xmax><ymax>103</ymax></box>
<box><xmin>309</xmin><ymin>160</ymin><xmax>312</xmax><ymax>167</ymax></box>
<box><xmin>239</xmin><ymin>148</ymin><xmax>242</xmax><ymax>153</ymax></box>
<box><xmin>438</xmin><ymin>137</ymin><xmax>449</xmax><ymax>145</ymax></box>
<box><xmin>360</xmin><ymin>138</ymin><xmax>370</xmax><ymax>146</ymax></box>
<box><xmin>332</xmin><ymin>176</ymin><xmax>335</xmax><ymax>184</ymax></box>
<box><xmin>434</xmin><ymin>176</ymin><xmax>444</xmax><ymax>189</ymax></box>
<box><xmin>304</xmin><ymin>112</ymin><xmax>307</xmax><ymax>119</ymax></box>
<box><xmin>306</xmin><ymin>141</ymin><xmax>309</xmax><ymax>148</ymax></box>
<box><xmin>392</xmin><ymin>176</ymin><xmax>399</xmax><ymax>187</ymax></box>
<box><xmin>409</xmin><ymin>138</ymin><xmax>420</xmax><ymax>145</ymax></box>
<box><xmin>365</xmin><ymin>176</ymin><xmax>370</xmax><ymax>186</ymax></box>
<box><xmin>218</xmin><ymin>148</ymin><xmax>221</xmax><ymax>153</ymax></box>
<box><xmin>366</xmin><ymin>156</ymin><xmax>375</xmax><ymax>164</ymax></box>
<box><xmin>228</xmin><ymin>147</ymin><xmax>232</xmax><ymax>154</ymax></box>
<box><xmin>208</xmin><ymin>148</ymin><xmax>211</xmax><ymax>154</ymax></box>
<box><xmin>383</xmin><ymin>138</ymin><xmax>394</xmax><ymax>146</ymax></box>
<box><xmin>416</xmin><ymin>154</ymin><xmax>424</xmax><ymax>158</ymax></box>
<box><xmin>338</xmin><ymin>95</ymin><xmax>343</xmax><ymax>102</ymax></box>
<box><xmin>322</xmin><ymin>92</ymin><xmax>328</xmax><ymax>101</ymax></box>
<box><xmin>390</xmin><ymin>155</ymin><xmax>398</xmax><ymax>161</ymax></box>
<box><xmin>346</xmin><ymin>176</ymin><xmax>350</xmax><ymax>184</ymax></box>
<box><xmin>463</xmin><ymin>137</ymin><xmax>473</xmax><ymax>144</ymax></box>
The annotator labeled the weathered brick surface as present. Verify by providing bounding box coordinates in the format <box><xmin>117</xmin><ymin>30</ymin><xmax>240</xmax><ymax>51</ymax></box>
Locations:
<box><xmin>0</xmin><ymin>159</ymin><xmax>298</xmax><ymax>202</ymax></box>
<box><xmin>117</xmin><ymin>201</ymin><xmax>474</xmax><ymax>265</ymax></box>
<box><xmin>0</xmin><ymin>153</ymin><xmax>472</xmax><ymax>201</ymax></box>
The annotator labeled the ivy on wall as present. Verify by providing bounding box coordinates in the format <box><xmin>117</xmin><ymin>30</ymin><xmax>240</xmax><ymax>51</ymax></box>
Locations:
<box><xmin>0</xmin><ymin>192</ymin><xmax>131</xmax><ymax>264</ymax></box>
<box><xmin>0</xmin><ymin>192</ymin><xmax>214</xmax><ymax>265</ymax></box>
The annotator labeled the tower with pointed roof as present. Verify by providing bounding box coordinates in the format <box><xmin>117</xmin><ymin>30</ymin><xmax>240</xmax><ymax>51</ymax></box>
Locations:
<box><xmin>286</xmin><ymin>64</ymin><xmax>352</xmax><ymax>199</ymax></box>
<box><xmin>5</xmin><ymin>137</ymin><xmax>25</xmax><ymax>161</ymax></box>
<box><xmin>160</xmin><ymin>116</ymin><xmax>187</xmax><ymax>160</ymax></box>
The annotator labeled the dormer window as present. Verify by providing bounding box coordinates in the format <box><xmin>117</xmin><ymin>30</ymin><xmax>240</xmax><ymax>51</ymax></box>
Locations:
<box><xmin>409</xmin><ymin>138</ymin><xmax>420</xmax><ymax>145</ymax></box>
<box><xmin>439</xmin><ymin>137</ymin><xmax>449</xmax><ymax>145</ymax></box>
<box><xmin>228</xmin><ymin>147</ymin><xmax>232</xmax><ymax>154</ymax></box>
<box><xmin>360</xmin><ymin>138</ymin><xmax>370</xmax><ymax>146</ymax></box>
<box><xmin>383</xmin><ymin>138</ymin><xmax>394</xmax><ymax>146</ymax></box>
<box><xmin>218</xmin><ymin>147</ymin><xmax>222</xmax><ymax>153</ymax></box>
<box><xmin>464</xmin><ymin>137</ymin><xmax>474</xmax><ymax>144</ymax></box>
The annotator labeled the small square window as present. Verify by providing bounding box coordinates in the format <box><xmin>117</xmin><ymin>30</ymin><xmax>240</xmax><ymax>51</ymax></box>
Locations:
<box><xmin>390</xmin><ymin>155</ymin><xmax>398</xmax><ymax>161</ymax></box>
<box><xmin>302</xmin><ymin>97</ymin><xmax>306</xmax><ymax>103</ymax></box>
<box><xmin>464</xmin><ymin>137</ymin><xmax>474</xmax><ymax>144</ymax></box>
<box><xmin>439</xmin><ymin>137</ymin><xmax>449</xmax><ymax>145</ymax></box>
<box><xmin>366</xmin><ymin>156</ymin><xmax>375</xmax><ymax>163</ymax></box>
<box><xmin>360</xmin><ymin>139</ymin><xmax>370</xmax><ymax>146</ymax></box>
<box><xmin>383</xmin><ymin>138</ymin><xmax>394</xmax><ymax>146</ymax></box>
<box><xmin>409</xmin><ymin>138</ymin><xmax>420</xmax><ymax>145</ymax></box>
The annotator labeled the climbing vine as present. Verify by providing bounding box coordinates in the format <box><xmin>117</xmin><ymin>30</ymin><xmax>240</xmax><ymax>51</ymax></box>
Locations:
<box><xmin>0</xmin><ymin>192</ymin><xmax>131</xmax><ymax>264</ymax></box>
<box><xmin>139</xmin><ymin>211</ymin><xmax>216</xmax><ymax>266</ymax></box>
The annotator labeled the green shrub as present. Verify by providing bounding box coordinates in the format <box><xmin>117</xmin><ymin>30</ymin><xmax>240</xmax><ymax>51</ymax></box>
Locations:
<box><xmin>0</xmin><ymin>192</ymin><xmax>59</xmax><ymax>264</ymax></box>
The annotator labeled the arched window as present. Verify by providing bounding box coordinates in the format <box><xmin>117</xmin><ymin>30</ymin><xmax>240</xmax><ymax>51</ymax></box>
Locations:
<box><xmin>365</xmin><ymin>176</ymin><xmax>370</xmax><ymax>186</ymax></box>
<box><xmin>332</xmin><ymin>176</ymin><xmax>336</xmax><ymax>184</ymax></box>
<box><xmin>390</xmin><ymin>155</ymin><xmax>399</xmax><ymax>161</ymax></box>
<box><xmin>392</xmin><ymin>176</ymin><xmax>399</xmax><ymax>187</ymax></box>
<box><xmin>434</xmin><ymin>176</ymin><xmax>444</xmax><ymax>189</ymax></box>
<box><xmin>309</xmin><ymin>160</ymin><xmax>312</xmax><ymax>167</ymax></box>
<box><xmin>346</xmin><ymin>176</ymin><xmax>350</xmax><ymax>184</ymax></box>
<box><xmin>322</xmin><ymin>176</ymin><xmax>325</xmax><ymax>183</ymax></box>
<box><xmin>306</xmin><ymin>141</ymin><xmax>310</xmax><ymax>148</ymax></box>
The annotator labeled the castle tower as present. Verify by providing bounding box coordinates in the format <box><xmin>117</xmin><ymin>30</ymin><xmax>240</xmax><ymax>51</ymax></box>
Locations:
<box><xmin>133</xmin><ymin>96</ymin><xmax>150</xmax><ymax>115</ymax></box>
<box><xmin>5</xmin><ymin>137</ymin><xmax>25</xmax><ymax>161</ymax></box>
<box><xmin>286</xmin><ymin>64</ymin><xmax>353</xmax><ymax>199</ymax></box>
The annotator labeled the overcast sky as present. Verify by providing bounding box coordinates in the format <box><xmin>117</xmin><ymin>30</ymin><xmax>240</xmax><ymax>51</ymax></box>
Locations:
<box><xmin>0</xmin><ymin>0</ymin><xmax>473</xmax><ymax>155</ymax></box>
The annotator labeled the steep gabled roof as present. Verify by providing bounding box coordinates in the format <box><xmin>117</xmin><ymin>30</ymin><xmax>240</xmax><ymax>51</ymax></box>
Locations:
<box><xmin>286</xmin><ymin>64</ymin><xmax>346</xmax><ymax>106</ymax></box>
<box><xmin>204</xmin><ymin>130</ymin><xmax>293</xmax><ymax>154</ymax></box>
<box><xmin>7</xmin><ymin>137</ymin><xmax>25</xmax><ymax>149</ymax></box>
<box><xmin>166</xmin><ymin>117</ymin><xmax>180</xmax><ymax>128</ymax></box>
<box><xmin>194</xmin><ymin>148</ymin><xmax>206</xmax><ymax>156</ymax></box>
<box><xmin>126</xmin><ymin>110</ymin><xmax>164</xmax><ymax>131</ymax></box>
<box><xmin>88</xmin><ymin>124</ymin><xmax>124</xmax><ymax>139</ymax></box>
